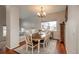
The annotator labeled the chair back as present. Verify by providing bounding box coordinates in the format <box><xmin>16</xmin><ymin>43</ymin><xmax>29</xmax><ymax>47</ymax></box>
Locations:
<box><xmin>25</xmin><ymin>33</ymin><xmax>32</xmax><ymax>44</ymax></box>
<box><xmin>45</xmin><ymin>32</ymin><xmax>50</xmax><ymax>41</ymax></box>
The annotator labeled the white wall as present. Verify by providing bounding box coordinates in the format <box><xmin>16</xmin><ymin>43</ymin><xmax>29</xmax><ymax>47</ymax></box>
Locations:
<box><xmin>65</xmin><ymin>6</ymin><xmax>79</xmax><ymax>54</ymax></box>
<box><xmin>6</xmin><ymin>6</ymin><xmax>19</xmax><ymax>49</ymax></box>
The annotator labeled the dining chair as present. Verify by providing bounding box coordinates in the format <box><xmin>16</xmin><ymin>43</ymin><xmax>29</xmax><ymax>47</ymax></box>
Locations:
<box><xmin>45</xmin><ymin>32</ymin><xmax>51</xmax><ymax>46</ymax></box>
<box><xmin>40</xmin><ymin>31</ymin><xmax>50</xmax><ymax>48</ymax></box>
<box><xmin>25</xmin><ymin>34</ymin><xmax>38</xmax><ymax>54</ymax></box>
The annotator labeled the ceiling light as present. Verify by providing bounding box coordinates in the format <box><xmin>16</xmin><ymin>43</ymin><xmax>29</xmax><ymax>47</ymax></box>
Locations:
<box><xmin>37</xmin><ymin>6</ymin><xmax>46</xmax><ymax>18</ymax></box>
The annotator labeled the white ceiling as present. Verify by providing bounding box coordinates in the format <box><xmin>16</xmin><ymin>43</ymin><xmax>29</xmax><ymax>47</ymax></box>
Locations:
<box><xmin>18</xmin><ymin>5</ymin><xmax>66</xmax><ymax>19</ymax></box>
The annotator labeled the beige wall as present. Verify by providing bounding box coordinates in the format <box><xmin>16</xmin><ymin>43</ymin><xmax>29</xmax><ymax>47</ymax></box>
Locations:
<box><xmin>65</xmin><ymin>6</ymin><xmax>79</xmax><ymax>53</ymax></box>
<box><xmin>43</xmin><ymin>11</ymin><xmax>65</xmax><ymax>40</ymax></box>
<box><xmin>0</xmin><ymin>27</ymin><xmax>3</xmax><ymax>41</ymax></box>
<box><xmin>0</xmin><ymin>6</ymin><xmax>6</xmax><ymax>42</ymax></box>
<box><xmin>0</xmin><ymin>6</ymin><xmax>6</xmax><ymax>26</ymax></box>
<box><xmin>43</xmin><ymin>11</ymin><xmax>65</xmax><ymax>22</ymax></box>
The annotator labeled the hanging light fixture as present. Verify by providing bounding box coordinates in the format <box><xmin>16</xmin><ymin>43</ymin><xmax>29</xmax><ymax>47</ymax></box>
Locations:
<box><xmin>37</xmin><ymin>6</ymin><xmax>46</xmax><ymax>18</ymax></box>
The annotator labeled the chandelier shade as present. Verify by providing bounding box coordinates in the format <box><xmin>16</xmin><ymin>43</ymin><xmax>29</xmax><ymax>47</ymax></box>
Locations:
<box><xmin>37</xmin><ymin>6</ymin><xmax>46</xmax><ymax>18</ymax></box>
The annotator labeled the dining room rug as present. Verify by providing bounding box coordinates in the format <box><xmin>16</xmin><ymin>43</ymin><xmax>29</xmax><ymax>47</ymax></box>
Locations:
<box><xmin>14</xmin><ymin>40</ymin><xmax>58</xmax><ymax>54</ymax></box>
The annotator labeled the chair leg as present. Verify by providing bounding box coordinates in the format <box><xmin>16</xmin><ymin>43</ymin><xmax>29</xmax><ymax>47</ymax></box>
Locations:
<box><xmin>32</xmin><ymin>47</ymin><xmax>33</xmax><ymax>54</ymax></box>
<box><xmin>38</xmin><ymin>41</ymin><xmax>40</xmax><ymax>54</ymax></box>
<box><xmin>43</xmin><ymin>44</ymin><xmax>44</xmax><ymax>48</ymax></box>
<box><xmin>47</xmin><ymin>40</ymin><xmax>49</xmax><ymax>45</ymax></box>
<box><xmin>26</xmin><ymin>44</ymin><xmax>28</xmax><ymax>52</ymax></box>
<box><xmin>45</xmin><ymin>42</ymin><xmax>47</xmax><ymax>47</ymax></box>
<box><xmin>43</xmin><ymin>43</ymin><xmax>45</xmax><ymax>48</ymax></box>
<box><xmin>46</xmin><ymin>42</ymin><xmax>48</xmax><ymax>47</ymax></box>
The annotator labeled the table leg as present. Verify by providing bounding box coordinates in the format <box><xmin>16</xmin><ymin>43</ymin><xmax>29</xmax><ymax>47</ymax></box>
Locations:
<box><xmin>38</xmin><ymin>40</ymin><xmax>40</xmax><ymax>53</ymax></box>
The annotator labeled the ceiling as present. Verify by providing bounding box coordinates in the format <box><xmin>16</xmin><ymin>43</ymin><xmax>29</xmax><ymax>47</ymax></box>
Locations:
<box><xmin>18</xmin><ymin>5</ymin><xmax>66</xmax><ymax>19</ymax></box>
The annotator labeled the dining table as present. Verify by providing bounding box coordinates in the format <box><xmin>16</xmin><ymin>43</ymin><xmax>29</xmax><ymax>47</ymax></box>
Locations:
<box><xmin>32</xmin><ymin>32</ymin><xmax>46</xmax><ymax>53</ymax></box>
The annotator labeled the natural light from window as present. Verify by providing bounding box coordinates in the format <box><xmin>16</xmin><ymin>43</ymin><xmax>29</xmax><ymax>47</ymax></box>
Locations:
<box><xmin>3</xmin><ymin>26</ymin><xmax>6</xmax><ymax>37</ymax></box>
<box><xmin>41</xmin><ymin>21</ymin><xmax>57</xmax><ymax>31</ymax></box>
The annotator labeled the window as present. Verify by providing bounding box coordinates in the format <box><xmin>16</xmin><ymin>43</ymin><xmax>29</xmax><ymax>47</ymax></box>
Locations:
<box><xmin>3</xmin><ymin>26</ymin><xmax>7</xmax><ymax>37</ymax></box>
<box><xmin>21</xmin><ymin>28</ymin><xmax>25</xmax><ymax>32</ymax></box>
<box><xmin>41</xmin><ymin>21</ymin><xmax>57</xmax><ymax>31</ymax></box>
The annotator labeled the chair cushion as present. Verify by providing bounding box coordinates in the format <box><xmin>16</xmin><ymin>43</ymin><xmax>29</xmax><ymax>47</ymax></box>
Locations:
<box><xmin>40</xmin><ymin>40</ymin><xmax>44</xmax><ymax>43</ymax></box>
<box><xmin>28</xmin><ymin>41</ymin><xmax>38</xmax><ymax>46</ymax></box>
<box><xmin>32</xmin><ymin>41</ymin><xmax>38</xmax><ymax>45</ymax></box>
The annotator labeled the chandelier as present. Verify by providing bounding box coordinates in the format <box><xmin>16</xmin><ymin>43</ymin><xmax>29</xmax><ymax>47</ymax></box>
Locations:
<box><xmin>37</xmin><ymin>6</ymin><xmax>46</xmax><ymax>18</ymax></box>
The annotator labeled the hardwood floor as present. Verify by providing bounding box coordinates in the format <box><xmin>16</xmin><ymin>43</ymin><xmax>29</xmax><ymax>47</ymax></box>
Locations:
<box><xmin>0</xmin><ymin>41</ymin><xmax>25</xmax><ymax>54</ymax></box>
<box><xmin>56</xmin><ymin>40</ymin><xmax>66</xmax><ymax>54</ymax></box>
<box><xmin>0</xmin><ymin>40</ymin><xmax>66</xmax><ymax>54</ymax></box>
<box><xmin>0</xmin><ymin>48</ymin><xmax>18</xmax><ymax>54</ymax></box>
